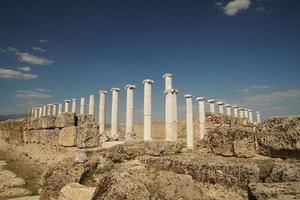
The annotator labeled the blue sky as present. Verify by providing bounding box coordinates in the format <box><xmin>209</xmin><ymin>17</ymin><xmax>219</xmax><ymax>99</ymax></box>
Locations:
<box><xmin>0</xmin><ymin>0</ymin><xmax>300</xmax><ymax>121</ymax></box>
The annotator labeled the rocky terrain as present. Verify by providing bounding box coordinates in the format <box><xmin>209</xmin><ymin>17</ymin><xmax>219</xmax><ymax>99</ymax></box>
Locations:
<box><xmin>0</xmin><ymin>114</ymin><xmax>299</xmax><ymax>199</ymax></box>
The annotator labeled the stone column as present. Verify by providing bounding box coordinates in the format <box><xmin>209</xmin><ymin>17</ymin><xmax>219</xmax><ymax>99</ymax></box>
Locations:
<box><xmin>248</xmin><ymin>109</ymin><xmax>253</xmax><ymax>123</ymax></box>
<box><xmin>98</xmin><ymin>90</ymin><xmax>107</xmax><ymax>134</ymax></box>
<box><xmin>124</xmin><ymin>84</ymin><xmax>136</xmax><ymax>140</ymax></box>
<box><xmin>39</xmin><ymin>107</ymin><xmax>43</xmax><ymax>117</ymax></box>
<box><xmin>64</xmin><ymin>100</ymin><xmax>70</xmax><ymax>113</ymax></box>
<box><xmin>80</xmin><ymin>97</ymin><xmax>85</xmax><ymax>115</ymax></box>
<box><xmin>171</xmin><ymin>89</ymin><xmax>178</xmax><ymax>141</ymax></box>
<box><xmin>52</xmin><ymin>104</ymin><xmax>57</xmax><ymax>116</ymax></box>
<box><xmin>43</xmin><ymin>106</ymin><xmax>46</xmax><ymax>116</ymax></box>
<box><xmin>31</xmin><ymin>108</ymin><xmax>34</xmax><ymax>117</ymax></box>
<box><xmin>163</xmin><ymin>73</ymin><xmax>173</xmax><ymax>141</ymax></box>
<box><xmin>111</xmin><ymin>88</ymin><xmax>120</xmax><ymax>140</ymax></box>
<box><xmin>34</xmin><ymin>107</ymin><xmax>39</xmax><ymax>118</ymax></box>
<box><xmin>232</xmin><ymin>105</ymin><xmax>238</xmax><ymax>117</ymax></box>
<box><xmin>197</xmin><ymin>97</ymin><xmax>206</xmax><ymax>141</ymax></box>
<box><xmin>244</xmin><ymin>108</ymin><xmax>249</xmax><ymax>119</ymax></box>
<box><xmin>58</xmin><ymin>104</ymin><xmax>63</xmax><ymax>115</ymax></box>
<box><xmin>71</xmin><ymin>98</ymin><xmax>77</xmax><ymax>113</ymax></box>
<box><xmin>143</xmin><ymin>79</ymin><xmax>154</xmax><ymax>141</ymax></box>
<box><xmin>88</xmin><ymin>95</ymin><xmax>95</xmax><ymax>115</ymax></box>
<box><xmin>217</xmin><ymin>101</ymin><xmax>224</xmax><ymax>114</ymax></box>
<box><xmin>163</xmin><ymin>73</ymin><xmax>173</xmax><ymax>90</ymax></box>
<box><xmin>185</xmin><ymin>94</ymin><xmax>194</xmax><ymax>149</ymax></box>
<box><xmin>225</xmin><ymin>104</ymin><xmax>231</xmax><ymax>116</ymax></box>
<box><xmin>239</xmin><ymin>108</ymin><xmax>244</xmax><ymax>118</ymax></box>
<box><xmin>47</xmin><ymin>104</ymin><xmax>52</xmax><ymax>116</ymax></box>
<box><xmin>256</xmin><ymin>111</ymin><xmax>261</xmax><ymax>123</ymax></box>
<box><xmin>208</xmin><ymin>99</ymin><xmax>216</xmax><ymax>113</ymax></box>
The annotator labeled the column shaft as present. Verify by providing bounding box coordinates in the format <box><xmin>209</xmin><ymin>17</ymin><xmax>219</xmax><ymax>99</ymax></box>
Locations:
<box><xmin>52</xmin><ymin>104</ymin><xmax>57</xmax><ymax>116</ymax></box>
<box><xmin>80</xmin><ymin>97</ymin><xmax>85</xmax><ymax>114</ymax></box>
<box><xmin>98</xmin><ymin>91</ymin><xmax>107</xmax><ymax>134</ymax></box>
<box><xmin>197</xmin><ymin>97</ymin><xmax>206</xmax><ymax>141</ymax></box>
<box><xmin>88</xmin><ymin>95</ymin><xmax>95</xmax><ymax>115</ymax></box>
<box><xmin>143</xmin><ymin>79</ymin><xmax>154</xmax><ymax>141</ymax></box>
<box><xmin>58</xmin><ymin>104</ymin><xmax>63</xmax><ymax>115</ymax></box>
<box><xmin>72</xmin><ymin>98</ymin><xmax>77</xmax><ymax>113</ymax></box>
<box><xmin>125</xmin><ymin>85</ymin><xmax>135</xmax><ymax>139</ymax></box>
<box><xmin>185</xmin><ymin>95</ymin><xmax>194</xmax><ymax>149</ymax></box>
<box><xmin>111</xmin><ymin>88</ymin><xmax>120</xmax><ymax>139</ymax></box>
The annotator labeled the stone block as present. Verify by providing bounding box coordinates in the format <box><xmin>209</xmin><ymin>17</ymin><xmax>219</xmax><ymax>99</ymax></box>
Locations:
<box><xmin>59</xmin><ymin>127</ymin><xmax>77</xmax><ymax>147</ymax></box>
<box><xmin>58</xmin><ymin>183</ymin><xmax>96</xmax><ymax>200</ymax></box>
<box><xmin>55</xmin><ymin>113</ymin><xmax>76</xmax><ymax>128</ymax></box>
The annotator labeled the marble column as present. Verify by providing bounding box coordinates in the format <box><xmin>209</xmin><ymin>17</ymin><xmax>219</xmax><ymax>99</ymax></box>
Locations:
<box><xmin>52</xmin><ymin>104</ymin><xmax>57</xmax><ymax>116</ymax></box>
<box><xmin>208</xmin><ymin>99</ymin><xmax>216</xmax><ymax>113</ymax></box>
<box><xmin>256</xmin><ymin>111</ymin><xmax>261</xmax><ymax>123</ymax></box>
<box><xmin>58</xmin><ymin>104</ymin><xmax>63</xmax><ymax>115</ymax></box>
<box><xmin>248</xmin><ymin>109</ymin><xmax>253</xmax><ymax>123</ymax></box>
<box><xmin>71</xmin><ymin>98</ymin><xmax>77</xmax><ymax>113</ymax></box>
<box><xmin>47</xmin><ymin>104</ymin><xmax>52</xmax><ymax>116</ymax></box>
<box><xmin>163</xmin><ymin>73</ymin><xmax>173</xmax><ymax>90</ymax></box>
<box><xmin>163</xmin><ymin>73</ymin><xmax>173</xmax><ymax>141</ymax></box>
<box><xmin>34</xmin><ymin>107</ymin><xmax>39</xmax><ymax>118</ymax></box>
<box><xmin>31</xmin><ymin>108</ymin><xmax>34</xmax><ymax>117</ymax></box>
<box><xmin>98</xmin><ymin>90</ymin><xmax>107</xmax><ymax>135</ymax></box>
<box><xmin>111</xmin><ymin>88</ymin><xmax>120</xmax><ymax>140</ymax></box>
<box><xmin>88</xmin><ymin>95</ymin><xmax>95</xmax><ymax>116</ymax></box>
<box><xmin>64</xmin><ymin>100</ymin><xmax>70</xmax><ymax>113</ymax></box>
<box><xmin>43</xmin><ymin>106</ymin><xmax>46</xmax><ymax>116</ymax></box>
<box><xmin>80</xmin><ymin>97</ymin><xmax>85</xmax><ymax>115</ymax></box>
<box><xmin>244</xmin><ymin>108</ymin><xmax>249</xmax><ymax>119</ymax></box>
<box><xmin>217</xmin><ymin>101</ymin><xmax>224</xmax><ymax>114</ymax></box>
<box><xmin>143</xmin><ymin>79</ymin><xmax>154</xmax><ymax>141</ymax></box>
<box><xmin>125</xmin><ymin>84</ymin><xmax>136</xmax><ymax>140</ymax></box>
<box><xmin>185</xmin><ymin>94</ymin><xmax>194</xmax><ymax>149</ymax></box>
<box><xmin>171</xmin><ymin>89</ymin><xmax>178</xmax><ymax>141</ymax></box>
<box><xmin>239</xmin><ymin>108</ymin><xmax>244</xmax><ymax>118</ymax></box>
<box><xmin>39</xmin><ymin>107</ymin><xmax>43</xmax><ymax>118</ymax></box>
<box><xmin>225</xmin><ymin>104</ymin><xmax>231</xmax><ymax>116</ymax></box>
<box><xmin>232</xmin><ymin>105</ymin><xmax>238</xmax><ymax>118</ymax></box>
<box><xmin>196</xmin><ymin>97</ymin><xmax>206</xmax><ymax>141</ymax></box>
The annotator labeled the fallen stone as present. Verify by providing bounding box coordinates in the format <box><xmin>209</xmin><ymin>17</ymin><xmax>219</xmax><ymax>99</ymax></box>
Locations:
<box><xmin>7</xmin><ymin>196</ymin><xmax>40</xmax><ymax>200</ymax></box>
<box><xmin>248</xmin><ymin>182</ymin><xmax>300</xmax><ymax>200</ymax></box>
<box><xmin>266</xmin><ymin>162</ymin><xmax>300</xmax><ymax>183</ymax></box>
<box><xmin>58</xmin><ymin>183</ymin><xmax>96</xmax><ymax>200</ymax></box>
<box><xmin>0</xmin><ymin>187</ymin><xmax>31</xmax><ymax>199</ymax></box>
<box><xmin>74</xmin><ymin>151</ymin><xmax>87</xmax><ymax>164</ymax></box>
<box><xmin>0</xmin><ymin>170</ymin><xmax>26</xmax><ymax>189</ymax></box>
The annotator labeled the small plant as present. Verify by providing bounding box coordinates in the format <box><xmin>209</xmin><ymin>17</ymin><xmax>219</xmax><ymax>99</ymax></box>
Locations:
<box><xmin>30</xmin><ymin>186</ymin><xmax>39</xmax><ymax>195</ymax></box>
<box><xmin>97</xmin><ymin>160</ymin><xmax>114</xmax><ymax>174</ymax></box>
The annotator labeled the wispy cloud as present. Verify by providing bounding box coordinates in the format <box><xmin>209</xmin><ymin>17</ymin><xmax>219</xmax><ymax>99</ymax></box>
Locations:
<box><xmin>37</xmin><ymin>39</ymin><xmax>48</xmax><ymax>43</ymax></box>
<box><xmin>17</xmin><ymin>66</ymin><xmax>31</xmax><ymax>72</ymax></box>
<box><xmin>33</xmin><ymin>47</ymin><xmax>47</xmax><ymax>52</ymax></box>
<box><xmin>16</xmin><ymin>89</ymin><xmax>53</xmax><ymax>99</ymax></box>
<box><xmin>237</xmin><ymin>84</ymin><xmax>271</xmax><ymax>92</ymax></box>
<box><xmin>1</xmin><ymin>46</ymin><xmax>52</xmax><ymax>65</ymax></box>
<box><xmin>0</xmin><ymin>68</ymin><xmax>38</xmax><ymax>80</ymax></box>
<box><xmin>245</xmin><ymin>89</ymin><xmax>300</xmax><ymax>104</ymax></box>
<box><xmin>218</xmin><ymin>0</ymin><xmax>251</xmax><ymax>16</ymax></box>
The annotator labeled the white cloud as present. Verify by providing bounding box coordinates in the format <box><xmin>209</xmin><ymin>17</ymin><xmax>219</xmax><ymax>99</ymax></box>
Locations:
<box><xmin>237</xmin><ymin>84</ymin><xmax>271</xmax><ymax>92</ymax></box>
<box><xmin>2</xmin><ymin>46</ymin><xmax>52</xmax><ymax>65</ymax></box>
<box><xmin>245</xmin><ymin>89</ymin><xmax>300</xmax><ymax>104</ymax></box>
<box><xmin>33</xmin><ymin>47</ymin><xmax>47</xmax><ymax>52</ymax></box>
<box><xmin>16</xmin><ymin>89</ymin><xmax>53</xmax><ymax>99</ymax></box>
<box><xmin>215</xmin><ymin>2</ymin><xmax>223</xmax><ymax>7</ymax></box>
<box><xmin>0</xmin><ymin>68</ymin><xmax>38</xmax><ymax>80</ymax></box>
<box><xmin>0</xmin><ymin>48</ymin><xmax>7</xmax><ymax>53</ymax></box>
<box><xmin>37</xmin><ymin>39</ymin><xmax>48</xmax><ymax>43</ymax></box>
<box><xmin>223</xmin><ymin>0</ymin><xmax>251</xmax><ymax>16</ymax></box>
<box><xmin>17</xmin><ymin>66</ymin><xmax>31</xmax><ymax>72</ymax></box>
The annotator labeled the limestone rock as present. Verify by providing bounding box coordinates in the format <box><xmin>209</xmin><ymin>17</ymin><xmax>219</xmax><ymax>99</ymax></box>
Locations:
<box><xmin>59</xmin><ymin>127</ymin><xmax>77</xmax><ymax>147</ymax></box>
<box><xmin>0</xmin><ymin>187</ymin><xmax>31</xmax><ymax>199</ymax></box>
<box><xmin>7</xmin><ymin>196</ymin><xmax>40</xmax><ymax>200</ymax></box>
<box><xmin>208</xmin><ymin>126</ymin><xmax>256</xmax><ymax>158</ymax></box>
<box><xmin>55</xmin><ymin>113</ymin><xmax>76</xmax><ymax>128</ymax></box>
<box><xmin>0</xmin><ymin>170</ymin><xmax>26</xmax><ymax>189</ymax></box>
<box><xmin>256</xmin><ymin>116</ymin><xmax>300</xmax><ymax>159</ymax></box>
<box><xmin>266</xmin><ymin>163</ymin><xmax>300</xmax><ymax>183</ymax></box>
<box><xmin>58</xmin><ymin>183</ymin><xmax>96</xmax><ymax>200</ymax></box>
<box><xmin>74</xmin><ymin>151</ymin><xmax>87</xmax><ymax>164</ymax></box>
<box><xmin>248</xmin><ymin>182</ymin><xmax>300</xmax><ymax>200</ymax></box>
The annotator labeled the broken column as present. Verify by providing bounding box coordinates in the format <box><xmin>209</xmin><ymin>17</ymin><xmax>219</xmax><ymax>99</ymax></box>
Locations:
<box><xmin>232</xmin><ymin>105</ymin><xmax>238</xmax><ymax>117</ymax></box>
<box><xmin>88</xmin><ymin>95</ymin><xmax>95</xmax><ymax>116</ymax></box>
<box><xmin>163</xmin><ymin>73</ymin><xmax>173</xmax><ymax>141</ymax></box>
<box><xmin>196</xmin><ymin>97</ymin><xmax>206</xmax><ymax>141</ymax></box>
<box><xmin>80</xmin><ymin>97</ymin><xmax>85</xmax><ymax>115</ymax></box>
<box><xmin>71</xmin><ymin>98</ymin><xmax>77</xmax><ymax>113</ymax></box>
<box><xmin>143</xmin><ymin>79</ymin><xmax>154</xmax><ymax>141</ymax></box>
<box><xmin>239</xmin><ymin>107</ymin><xmax>244</xmax><ymax>118</ymax></box>
<box><xmin>225</xmin><ymin>104</ymin><xmax>231</xmax><ymax>116</ymax></box>
<box><xmin>47</xmin><ymin>104</ymin><xmax>52</xmax><ymax>116</ymax></box>
<box><xmin>125</xmin><ymin>84</ymin><xmax>136</xmax><ymax>140</ymax></box>
<box><xmin>171</xmin><ymin>89</ymin><xmax>178</xmax><ymax>141</ymax></box>
<box><xmin>111</xmin><ymin>88</ymin><xmax>120</xmax><ymax>140</ymax></box>
<box><xmin>58</xmin><ymin>104</ymin><xmax>63</xmax><ymax>115</ymax></box>
<box><xmin>185</xmin><ymin>94</ymin><xmax>194</xmax><ymax>149</ymax></box>
<box><xmin>256</xmin><ymin>111</ymin><xmax>261</xmax><ymax>123</ymax></box>
<box><xmin>52</xmin><ymin>104</ymin><xmax>57</xmax><ymax>116</ymax></box>
<box><xmin>64</xmin><ymin>100</ymin><xmax>71</xmax><ymax>113</ymax></box>
<box><xmin>217</xmin><ymin>101</ymin><xmax>224</xmax><ymax>114</ymax></box>
<box><xmin>98</xmin><ymin>90</ymin><xmax>107</xmax><ymax>135</ymax></box>
<box><xmin>208</xmin><ymin>99</ymin><xmax>216</xmax><ymax>113</ymax></box>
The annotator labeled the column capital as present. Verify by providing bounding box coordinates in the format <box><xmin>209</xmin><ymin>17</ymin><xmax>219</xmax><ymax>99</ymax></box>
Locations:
<box><xmin>162</xmin><ymin>73</ymin><xmax>173</xmax><ymax>78</ymax></box>
<box><xmin>256</xmin><ymin>111</ymin><xmax>260</xmax><ymax>114</ymax></box>
<box><xmin>239</xmin><ymin>107</ymin><xmax>244</xmax><ymax>111</ymax></box>
<box><xmin>248</xmin><ymin>109</ymin><xmax>252</xmax><ymax>112</ymax></box>
<box><xmin>225</xmin><ymin>104</ymin><xmax>231</xmax><ymax>107</ymax></box>
<box><xmin>184</xmin><ymin>94</ymin><xmax>193</xmax><ymax>98</ymax></box>
<box><xmin>163</xmin><ymin>89</ymin><xmax>173</xmax><ymax>94</ymax></box>
<box><xmin>232</xmin><ymin>105</ymin><xmax>238</xmax><ymax>108</ymax></box>
<box><xmin>196</xmin><ymin>97</ymin><xmax>205</xmax><ymax>101</ymax></box>
<box><xmin>72</xmin><ymin>98</ymin><xmax>76</xmax><ymax>101</ymax></box>
<box><xmin>124</xmin><ymin>84</ymin><xmax>136</xmax><ymax>90</ymax></box>
<box><xmin>217</xmin><ymin>101</ymin><xmax>224</xmax><ymax>105</ymax></box>
<box><xmin>143</xmin><ymin>79</ymin><xmax>154</xmax><ymax>84</ymax></box>
<box><xmin>111</xmin><ymin>87</ymin><xmax>120</xmax><ymax>92</ymax></box>
<box><xmin>47</xmin><ymin>103</ymin><xmax>53</xmax><ymax>106</ymax></box>
<box><xmin>171</xmin><ymin>88</ymin><xmax>179</xmax><ymax>94</ymax></box>
<box><xmin>98</xmin><ymin>90</ymin><xmax>107</xmax><ymax>94</ymax></box>
<box><xmin>208</xmin><ymin>99</ymin><xmax>216</xmax><ymax>103</ymax></box>
<box><xmin>52</xmin><ymin>103</ymin><xmax>59</xmax><ymax>105</ymax></box>
<box><xmin>64</xmin><ymin>100</ymin><xmax>71</xmax><ymax>103</ymax></box>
